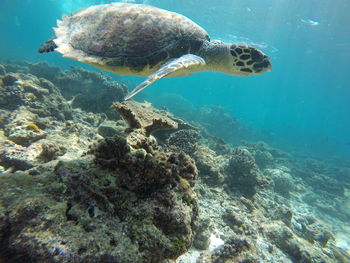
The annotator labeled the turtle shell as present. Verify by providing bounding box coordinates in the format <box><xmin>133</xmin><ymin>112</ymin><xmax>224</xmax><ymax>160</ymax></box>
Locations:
<box><xmin>54</xmin><ymin>3</ymin><xmax>210</xmax><ymax>74</ymax></box>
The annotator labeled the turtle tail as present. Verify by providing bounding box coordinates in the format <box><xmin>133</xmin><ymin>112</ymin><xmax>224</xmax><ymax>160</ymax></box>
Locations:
<box><xmin>38</xmin><ymin>37</ymin><xmax>57</xmax><ymax>53</ymax></box>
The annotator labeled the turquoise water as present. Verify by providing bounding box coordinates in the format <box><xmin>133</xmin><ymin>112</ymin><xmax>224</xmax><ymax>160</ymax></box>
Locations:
<box><xmin>1</xmin><ymin>0</ymin><xmax>349</xmax><ymax>158</ymax></box>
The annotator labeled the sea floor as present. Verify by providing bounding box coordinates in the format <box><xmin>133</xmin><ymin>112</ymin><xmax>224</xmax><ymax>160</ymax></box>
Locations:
<box><xmin>0</xmin><ymin>61</ymin><xmax>349</xmax><ymax>263</ymax></box>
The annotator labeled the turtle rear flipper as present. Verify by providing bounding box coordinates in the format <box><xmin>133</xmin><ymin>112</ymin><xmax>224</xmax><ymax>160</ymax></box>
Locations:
<box><xmin>38</xmin><ymin>38</ymin><xmax>57</xmax><ymax>53</ymax></box>
<box><xmin>124</xmin><ymin>54</ymin><xmax>206</xmax><ymax>100</ymax></box>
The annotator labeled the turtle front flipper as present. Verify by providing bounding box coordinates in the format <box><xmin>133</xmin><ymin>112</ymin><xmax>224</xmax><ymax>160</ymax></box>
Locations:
<box><xmin>124</xmin><ymin>54</ymin><xmax>206</xmax><ymax>100</ymax></box>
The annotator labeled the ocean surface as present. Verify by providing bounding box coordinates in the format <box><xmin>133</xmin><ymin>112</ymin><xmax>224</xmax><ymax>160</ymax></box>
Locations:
<box><xmin>1</xmin><ymin>0</ymin><xmax>350</xmax><ymax>262</ymax></box>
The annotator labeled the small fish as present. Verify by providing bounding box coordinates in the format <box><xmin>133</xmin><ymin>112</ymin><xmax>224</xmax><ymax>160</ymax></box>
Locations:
<box><xmin>300</xmin><ymin>18</ymin><xmax>320</xmax><ymax>26</ymax></box>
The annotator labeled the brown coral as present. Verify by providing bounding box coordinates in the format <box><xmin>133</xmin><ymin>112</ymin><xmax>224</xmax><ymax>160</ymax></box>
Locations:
<box><xmin>114</xmin><ymin>101</ymin><xmax>178</xmax><ymax>153</ymax></box>
<box><xmin>114</xmin><ymin>101</ymin><xmax>178</xmax><ymax>136</ymax></box>
<box><xmin>93</xmin><ymin>136</ymin><xmax>197</xmax><ymax>194</ymax></box>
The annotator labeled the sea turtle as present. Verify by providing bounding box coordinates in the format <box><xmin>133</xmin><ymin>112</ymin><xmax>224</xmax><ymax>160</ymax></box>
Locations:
<box><xmin>39</xmin><ymin>3</ymin><xmax>272</xmax><ymax>100</ymax></box>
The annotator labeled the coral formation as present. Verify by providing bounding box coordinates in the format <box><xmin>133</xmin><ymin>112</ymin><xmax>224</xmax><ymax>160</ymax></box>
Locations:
<box><xmin>265</xmin><ymin>168</ymin><xmax>294</xmax><ymax>197</ymax></box>
<box><xmin>93</xmin><ymin>135</ymin><xmax>197</xmax><ymax>194</ymax></box>
<box><xmin>55</xmin><ymin>67</ymin><xmax>128</xmax><ymax>118</ymax></box>
<box><xmin>0</xmin><ymin>67</ymin><xmax>201</xmax><ymax>262</ymax></box>
<box><xmin>0</xmin><ymin>139</ymin><xmax>42</xmax><ymax>170</ymax></box>
<box><xmin>1</xmin><ymin>61</ymin><xmax>128</xmax><ymax>118</ymax></box>
<box><xmin>241</xmin><ymin>141</ymin><xmax>290</xmax><ymax>170</ymax></box>
<box><xmin>114</xmin><ymin>101</ymin><xmax>178</xmax><ymax>153</ymax></box>
<box><xmin>196</xmin><ymin>238</ymin><xmax>258</xmax><ymax>263</ymax></box>
<box><xmin>193</xmin><ymin>145</ymin><xmax>227</xmax><ymax>185</ymax></box>
<box><xmin>0</xmin><ymin>72</ymin><xmax>72</xmax><ymax>120</ymax></box>
<box><xmin>97</xmin><ymin>119</ymin><xmax>127</xmax><ymax>138</ymax></box>
<box><xmin>114</xmin><ymin>101</ymin><xmax>178</xmax><ymax>136</ymax></box>
<box><xmin>193</xmin><ymin>218</ymin><xmax>211</xmax><ymax>250</ymax></box>
<box><xmin>264</xmin><ymin>222</ymin><xmax>333</xmax><ymax>262</ymax></box>
<box><xmin>6</xmin><ymin>120</ymin><xmax>47</xmax><ymax>146</ymax></box>
<box><xmin>165</xmin><ymin>129</ymin><xmax>201</xmax><ymax>155</ymax></box>
<box><xmin>0</xmin><ymin>110</ymin><xmax>199</xmax><ymax>263</ymax></box>
<box><xmin>39</xmin><ymin>142</ymin><xmax>67</xmax><ymax>162</ymax></box>
<box><xmin>226</xmin><ymin>147</ymin><xmax>265</xmax><ymax>197</ymax></box>
<box><xmin>0</xmin><ymin>60</ymin><xmax>349</xmax><ymax>263</ymax></box>
<box><xmin>0</xmin><ymin>156</ymin><xmax>198</xmax><ymax>263</ymax></box>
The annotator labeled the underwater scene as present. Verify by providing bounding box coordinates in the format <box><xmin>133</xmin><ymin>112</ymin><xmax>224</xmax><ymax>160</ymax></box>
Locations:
<box><xmin>0</xmin><ymin>0</ymin><xmax>350</xmax><ymax>262</ymax></box>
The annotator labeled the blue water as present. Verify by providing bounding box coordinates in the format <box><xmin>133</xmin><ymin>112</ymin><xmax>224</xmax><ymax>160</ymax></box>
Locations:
<box><xmin>1</xmin><ymin>0</ymin><xmax>350</xmax><ymax>158</ymax></box>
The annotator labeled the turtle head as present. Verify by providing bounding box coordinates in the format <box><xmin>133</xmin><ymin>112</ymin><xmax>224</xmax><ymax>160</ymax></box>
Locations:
<box><xmin>226</xmin><ymin>44</ymin><xmax>272</xmax><ymax>76</ymax></box>
<box><xmin>202</xmin><ymin>40</ymin><xmax>271</xmax><ymax>76</ymax></box>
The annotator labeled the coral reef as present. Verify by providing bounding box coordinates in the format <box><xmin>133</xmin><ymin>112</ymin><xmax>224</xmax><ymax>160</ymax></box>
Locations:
<box><xmin>193</xmin><ymin>145</ymin><xmax>227</xmax><ymax>186</ymax></box>
<box><xmin>55</xmin><ymin>67</ymin><xmax>128</xmax><ymax>118</ymax></box>
<box><xmin>97</xmin><ymin>119</ymin><xmax>127</xmax><ymax>138</ymax></box>
<box><xmin>1</xmin><ymin>61</ymin><xmax>349</xmax><ymax>263</ymax></box>
<box><xmin>114</xmin><ymin>101</ymin><xmax>178</xmax><ymax>136</ymax></box>
<box><xmin>55</xmin><ymin>158</ymin><xmax>198</xmax><ymax>262</ymax></box>
<box><xmin>39</xmin><ymin>142</ymin><xmax>67</xmax><ymax>162</ymax></box>
<box><xmin>179</xmin><ymin>137</ymin><xmax>347</xmax><ymax>263</ymax></box>
<box><xmin>265</xmin><ymin>168</ymin><xmax>294</xmax><ymax>197</ymax></box>
<box><xmin>114</xmin><ymin>101</ymin><xmax>178</xmax><ymax>153</ymax></box>
<box><xmin>93</xmin><ymin>135</ymin><xmax>197</xmax><ymax>194</ymax></box>
<box><xmin>226</xmin><ymin>147</ymin><xmax>266</xmax><ymax>197</ymax></box>
<box><xmin>5</xmin><ymin>111</ymin><xmax>47</xmax><ymax>146</ymax></box>
<box><xmin>0</xmin><ymin>72</ymin><xmax>74</xmax><ymax>171</ymax></box>
<box><xmin>0</xmin><ymin>68</ymin><xmax>201</xmax><ymax>262</ymax></box>
<box><xmin>241</xmin><ymin>141</ymin><xmax>290</xmax><ymax>169</ymax></box>
<box><xmin>165</xmin><ymin>129</ymin><xmax>201</xmax><ymax>155</ymax></box>
<box><xmin>196</xmin><ymin>238</ymin><xmax>258</xmax><ymax>263</ymax></box>
<box><xmin>1</xmin><ymin>61</ymin><xmax>128</xmax><ymax>118</ymax></box>
<box><xmin>193</xmin><ymin>218</ymin><xmax>211</xmax><ymax>250</ymax></box>
<box><xmin>2</xmin><ymin>61</ymin><xmax>60</xmax><ymax>80</ymax></box>
<box><xmin>0</xmin><ymin>72</ymin><xmax>72</xmax><ymax>119</ymax></box>
<box><xmin>0</xmin><ymin>156</ymin><xmax>198</xmax><ymax>263</ymax></box>
<box><xmin>0</xmin><ymin>138</ymin><xmax>42</xmax><ymax>170</ymax></box>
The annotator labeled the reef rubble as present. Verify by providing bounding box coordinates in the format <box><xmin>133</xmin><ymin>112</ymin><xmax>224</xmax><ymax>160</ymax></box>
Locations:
<box><xmin>0</xmin><ymin>61</ymin><xmax>349</xmax><ymax>263</ymax></box>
